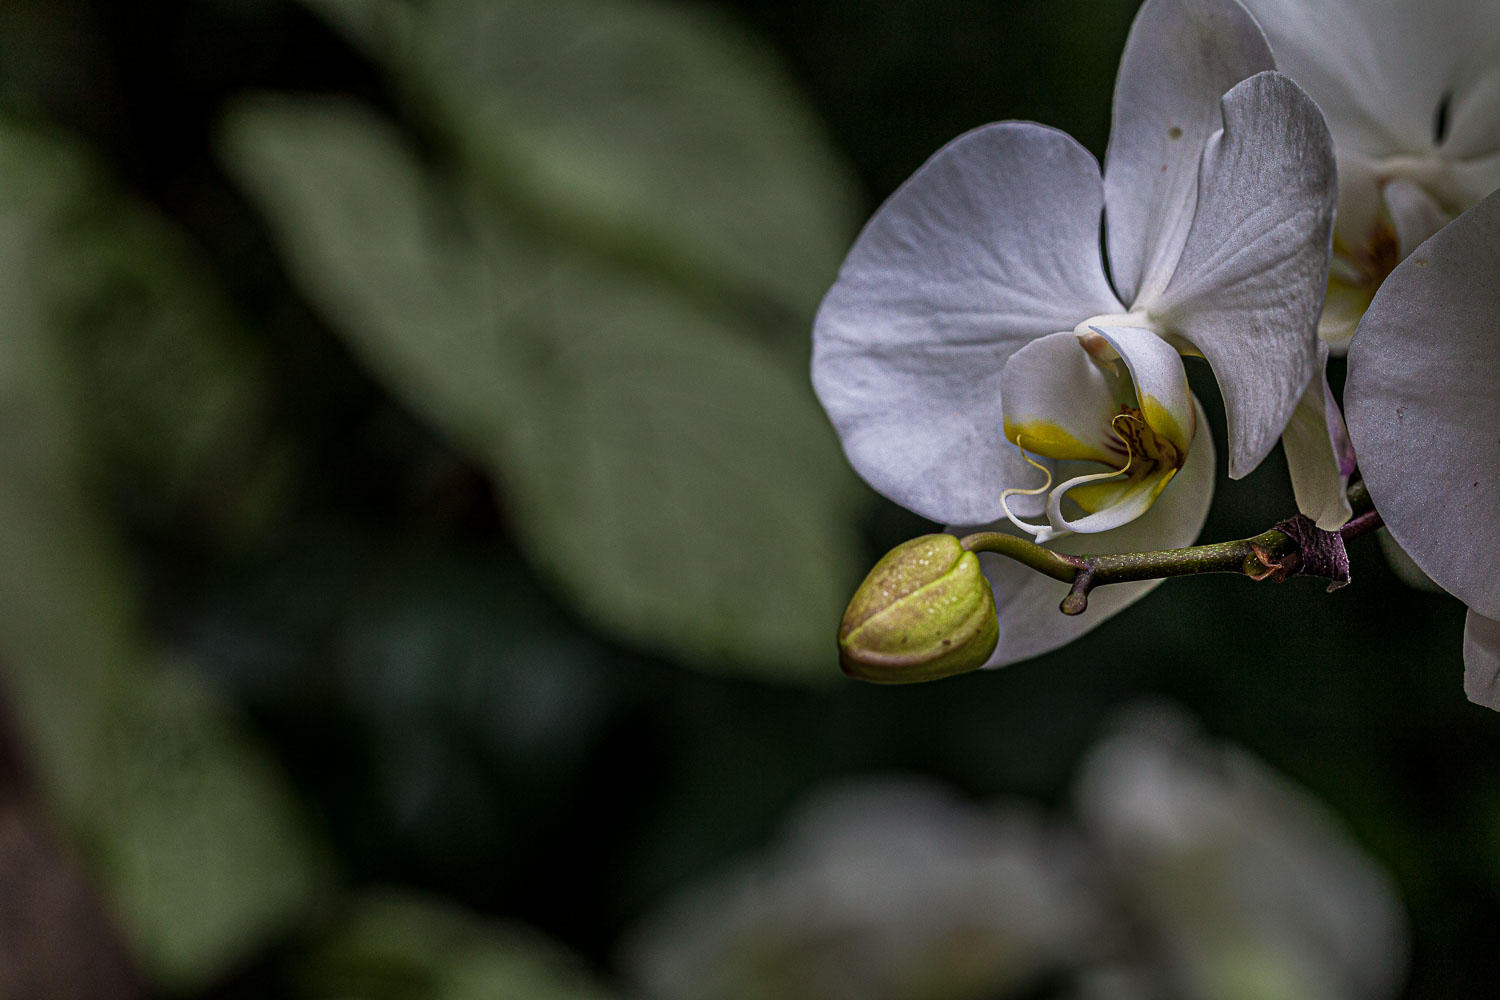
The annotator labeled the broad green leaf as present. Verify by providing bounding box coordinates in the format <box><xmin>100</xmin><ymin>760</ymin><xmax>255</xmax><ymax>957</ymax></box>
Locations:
<box><xmin>299</xmin><ymin>893</ymin><xmax>616</xmax><ymax>1000</ymax></box>
<box><xmin>224</xmin><ymin>97</ymin><xmax>862</xmax><ymax>680</ymax></box>
<box><xmin>307</xmin><ymin>0</ymin><xmax>859</xmax><ymax>327</ymax></box>
<box><xmin>0</xmin><ymin>118</ymin><xmax>322</xmax><ymax>989</ymax></box>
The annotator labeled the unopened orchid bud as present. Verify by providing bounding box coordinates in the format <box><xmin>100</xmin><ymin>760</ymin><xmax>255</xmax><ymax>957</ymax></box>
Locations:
<box><xmin>838</xmin><ymin>534</ymin><xmax>998</xmax><ymax>683</ymax></box>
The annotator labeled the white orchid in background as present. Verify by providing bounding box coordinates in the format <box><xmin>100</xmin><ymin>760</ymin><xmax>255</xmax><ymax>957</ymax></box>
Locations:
<box><xmin>813</xmin><ymin>0</ymin><xmax>1337</xmax><ymax>666</ymax></box>
<box><xmin>1075</xmin><ymin>707</ymin><xmax>1409</xmax><ymax>1000</ymax></box>
<box><xmin>1239</xmin><ymin>0</ymin><xmax>1500</xmax><ymax>348</ymax></box>
<box><xmin>622</xmin><ymin>708</ymin><xmax>1409</xmax><ymax>1000</ymax></box>
<box><xmin>621</xmin><ymin>780</ymin><xmax>1101</xmax><ymax>1000</ymax></box>
<box><xmin>1237</xmin><ymin>0</ymin><xmax>1500</xmax><ymax>608</ymax></box>
<box><xmin>1344</xmin><ymin>189</ymin><xmax>1500</xmax><ymax>710</ymax></box>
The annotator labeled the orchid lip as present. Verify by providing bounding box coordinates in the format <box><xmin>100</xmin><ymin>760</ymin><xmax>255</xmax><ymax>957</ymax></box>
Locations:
<box><xmin>1000</xmin><ymin>411</ymin><xmax>1179</xmax><ymax>544</ymax></box>
<box><xmin>997</xmin><ymin>323</ymin><xmax>1193</xmax><ymax>542</ymax></box>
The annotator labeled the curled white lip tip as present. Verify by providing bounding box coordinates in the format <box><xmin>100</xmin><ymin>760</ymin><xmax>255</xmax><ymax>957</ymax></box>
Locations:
<box><xmin>1043</xmin><ymin>413</ymin><xmax>1139</xmax><ymax>536</ymax></box>
<box><xmin>999</xmin><ymin>412</ymin><xmax>1161</xmax><ymax>543</ymax></box>
<box><xmin>999</xmin><ymin>437</ymin><xmax>1062</xmax><ymax>542</ymax></box>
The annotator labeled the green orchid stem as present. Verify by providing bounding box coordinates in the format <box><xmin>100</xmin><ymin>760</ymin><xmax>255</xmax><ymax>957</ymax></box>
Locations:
<box><xmin>959</xmin><ymin>481</ymin><xmax>1382</xmax><ymax>616</ymax></box>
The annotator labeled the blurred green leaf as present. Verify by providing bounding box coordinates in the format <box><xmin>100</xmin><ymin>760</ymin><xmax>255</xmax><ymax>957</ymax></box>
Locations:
<box><xmin>0</xmin><ymin>118</ymin><xmax>323</xmax><ymax>989</ymax></box>
<box><xmin>309</xmin><ymin>0</ymin><xmax>859</xmax><ymax>327</ymax></box>
<box><xmin>224</xmin><ymin>97</ymin><xmax>863</xmax><ymax>680</ymax></box>
<box><xmin>92</xmin><ymin>664</ymin><xmax>327</xmax><ymax>989</ymax></box>
<box><xmin>300</xmin><ymin>893</ymin><xmax>616</xmax><ymax>1000</ymax></box>
<box><xmin>45</xmin><ymin>192</ymin><xmax>289</xmax><ymax>545</ymax></box>
<box><xmin>0</xmin><ymin>121</ymin><xmax>124</xmax><ymax>813</ymax></box>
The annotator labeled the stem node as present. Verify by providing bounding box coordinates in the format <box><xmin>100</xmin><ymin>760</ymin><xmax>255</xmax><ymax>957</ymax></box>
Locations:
<box><xmin>957</xmin><ymin>482</ymin><xmax>1383</xmax><ymax>616</ymax></box>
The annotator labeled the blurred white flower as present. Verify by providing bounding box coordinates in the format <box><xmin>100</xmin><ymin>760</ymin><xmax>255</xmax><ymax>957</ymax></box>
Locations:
<box><xmin>812</xmin><ymin>0</ymin><xmax>1337</xmax><ymax>665</ymax></box>
<box><xmin>621</xmin><ymin>779</ymin><xmax>1101</xmax><ymax>1000</ymax></box>
<box><xmin>623</xmin><ymin>709</ymin><xmax>1408</xmax><ymax>1000</ymax></box>
<box><xmin>1239</xmin><ymin>0</ymin><xmax>1500</xmax><ymax>348</ymax></box>
<box><xmin>1343</xmin><ymin>189</ymin><xmax>1500</xmax><ymax>709</ymax></box>
<box><xmin>1074</xmin><ymin>707</ymin><xmax>1409</xmax><ymax>1000</ymax></box>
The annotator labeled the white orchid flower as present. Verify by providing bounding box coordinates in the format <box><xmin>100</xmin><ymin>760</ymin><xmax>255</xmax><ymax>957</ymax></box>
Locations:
<box><xmin>1343</xmin><ymin>189</ymin><xmax>1500</xmax><ymax>710</ymax></box>
<box><xmin>812</xmin><ymin>0</ymin><xmax>1336</xmax><ymax>665</ymax></box>
<box><xmin>1239</xmin><ymin>0</ymin><xmax>1500</xmax><ymax>349</ymax></box>
<box><xmin>1075</xmin><ymin>706</ymin><xmax>1409</xmax><ymax>1000</ymax></box>
<box><xmin>625</xmin><ymin>712</ymin><xmax>1408</xmax><ymax>1000</ymax></box>
<box><xmin>622</xmin><ymin>779</ymin><xmax>1100</xmax><ymax>1000</ymax></box>
<box><xmin>1235</xmin><ymin>0</ymin><xmax>1500</xmax><ymax>536</ymax></box>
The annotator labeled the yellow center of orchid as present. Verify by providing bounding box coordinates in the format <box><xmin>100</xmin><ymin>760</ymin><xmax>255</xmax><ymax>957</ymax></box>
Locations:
<box><xmin>1067</xmin><ymin>408</ymin><xmax>1182</xmax><ymax>515</ymax></box>
<box><xmin>999</xmin><ymin>399</ymin><xmax>1187</xmax><ymax>544</ymax></box>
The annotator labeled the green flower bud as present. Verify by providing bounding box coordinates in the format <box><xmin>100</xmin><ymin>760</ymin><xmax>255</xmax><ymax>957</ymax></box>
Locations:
<box><xmin>838</xmin><ymin>534</ymin><xmax>998</xmax><ymax>683</ymax></box>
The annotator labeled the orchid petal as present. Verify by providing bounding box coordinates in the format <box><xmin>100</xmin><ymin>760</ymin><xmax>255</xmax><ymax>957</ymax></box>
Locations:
<box><xmin>1345</xmin><ymin>188</ymin><xmax>1500</xmax><ymax>620</ymax></box>
<box><xmin>951</xmin><ymin>401</ymin><xmax>1215</xmax><ymax>667</ymax></box>
<box><xmin>813</xmin><ymin>123</ymin><xmax>1121</xmax><ymax>525</ymax></box>
<box><xmin>1103</xmin><ymin>0</ymin><xmax>1272</xmax><ymax>307</ymax></box>
<box><xmin>1322</xmin><ymin>165</ymin><xmax>1443</xmax><ymax>355</ymax></box>
<box><xmin>1155</xmin><ymin>71</ymin><xmax>1336</xmax><ymax>479</ymax></box>
<box><xmin>1000</xmin><ymin>331</ymin><xmax>1124</xmax><ymax>466</ymax></box>
<box><xmin>1283</xmin><ymin>343</ymin><xmax>1354</xmax><ymax>530</ymax></box>
<box><xmin>1464</xmin><ymin>610</ymin><xmax>1500</xmax><ymax>712</ymax></box>
<box><xmin>1322</xmin><ymin>165</ymin><xmax>1450</xmax><ymax>356</ymax></box>
<box><xmin>1237</xmin><ymin>0</ymin><xmax>1500</xmax><ymax>156</ymax></box>
<box><xmin>1328</xmin><ymin>151</ymin><xmax>1388</xmax><ymax>266</ymax></box>
<box><xmin>1383</xmin><ymin>178</ymin><xmax>1449</xmax><ymax>259</ymax></box>
<box><xmin>1091</xmin><ymin>325</ymin><xmax>1195</xmax><ymax>453</ymax></box>
<box><xmin>1318</xmin><ymin>282</ymin><xmax>1371</xmax><ymax>355</ymax></box>
<box><xmin>1319</xmin><ymin>152</ymin><xmax>1387</xmax><ymax>352</ymax></box>
<box><xmin>1448</xmin><ymin>152</ymin><xmax>1500</xmax><ymax>217</ymax></box>
<box><xmin>1446</xmin><ymin>62</ymin><xmax>1500</xmax><ymax>160</ymax></box>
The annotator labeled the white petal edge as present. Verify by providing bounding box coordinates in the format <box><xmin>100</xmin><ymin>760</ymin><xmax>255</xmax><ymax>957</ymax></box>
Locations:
<box><xmin>951</xmin><ymin>399</ymin><xmax>1215</xmax><ymax>668</ymax></box>
<box><xmin>1464</xmin><ymin>609</ymin><xmax>1500</xmax><ymax>712</ymax></box>
<box><xmin>1345</xmin><ymin>188</ymin><xmax>1500</xmax><ymax>620</ymax></box>
<box><xmin>1377</xmin><ymin>529</ymin><xmax>1445</xmax><ymax>594</ymax></box>
<box><xmin>1154</xmin><ymin>71</ymin><xmax>1336</xmax><ymax>479</ymax></box>
<box><xmin>1283</xmin><ymin>343</ymin><xmax>1354</xmax><ymax>530</ymax></box>
<box><xmin>1103</xmin><ymin>0</ymin><xmax>1272</xmax><ymax>307</ymax></box>
<box><xmin>813</xmin><ymin>122</ymin><xmax>1122</xmax><ymax>525</ymax></box>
